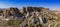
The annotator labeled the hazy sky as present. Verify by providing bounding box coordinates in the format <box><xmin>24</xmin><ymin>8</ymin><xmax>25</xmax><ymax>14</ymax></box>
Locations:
<box><xmin>0</xmin><ymin>0</ymin><xmax>60</xmax><ymax>10</ymax></box>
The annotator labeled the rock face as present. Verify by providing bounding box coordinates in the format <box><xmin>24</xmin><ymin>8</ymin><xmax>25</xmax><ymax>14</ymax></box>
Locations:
<box><xmin>19</xmin><ymin>7</ymin><xmax>59</xmax><ymax>27</ymax></box>
<box><xmin>0</xmin><ymin>9</ymin><xmax>3</xmax><ymax>16</ymax></box>
<box><xmin>10</xmin><ymin>7</ymin><xmax>23</xmax><ymax>17</ymax></box>
<box><xmin>3</xmin><ymin>9</ymin><xmax>10</xmax><ymax>18</ymax></box>
<box><xmin>2</xmin><ymin>7</ymin><xmax>24</xmax><ymax>18</ymax></box>
<box><xmin>0</xmin><ymin>7</ymin><xmax>59</xmax><ymax>27</ymax></box>
<box><xmin>22</xmin><ymin>7</ymin><xmax>49</xmax><ymax>13</ymax></box>
<box><xmin>19</xmin><ymin>7</ymin><xmax>51</xmax><ymax>27</ymax></box>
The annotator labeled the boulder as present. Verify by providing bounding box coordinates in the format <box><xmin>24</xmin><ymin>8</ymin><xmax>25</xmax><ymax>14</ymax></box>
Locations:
<box><xmin>10</xmin><ymin>7</ymin><xmax>24</xmax><ymax>17</ymax></box>
<box><xmin>3</xmin><ymin>9</ymin><xmax>11</xmax><ymax>18</ymax></box>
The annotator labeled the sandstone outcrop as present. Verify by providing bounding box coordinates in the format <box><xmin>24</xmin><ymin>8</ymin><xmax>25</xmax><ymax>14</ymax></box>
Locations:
<box><xmin>2</xmin><ymin>7</ymin><xmax>24</xmax><ymax>18</ymax></box>
<box><xmin>0</xmin><ymin>7</ymin><xmax>59</xmax><ymax>27</ymax></box>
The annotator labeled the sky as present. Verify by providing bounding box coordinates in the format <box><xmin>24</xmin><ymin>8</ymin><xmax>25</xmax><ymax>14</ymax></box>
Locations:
<box><xmin>0</xmin><ymin>0</ymin><xmax>60</xmax><ymax>10</ymax></box>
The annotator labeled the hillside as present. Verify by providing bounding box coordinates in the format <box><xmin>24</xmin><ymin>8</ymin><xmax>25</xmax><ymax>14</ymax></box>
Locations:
<box><xmin>19</xmin><ymin>7</ymin><xmax>60</xmax><ymax>27</ymax></box>
<box><xmin>0</xmin><ymin>7</ymin><xmax>60</xmax><ymax>27</ymax></box>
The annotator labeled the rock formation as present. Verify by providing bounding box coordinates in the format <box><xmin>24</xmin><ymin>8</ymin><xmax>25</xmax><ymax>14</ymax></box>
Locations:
<box><xmin>3</xmin><ymin>9</ymin><xmax>10</xmax><ymax>18</ymax></box>
<box><xmin>19</xmin><ymin>7</ymin><xmax>51</xmax><ymax>27</ymax></box>
<box><xmin>2</xmin><ymin>7</ymin><xmax>24</xmax><ymax>18</ymax></box>
<box><xmin>0</xmin><ymin>7</ymin><xmax>59</xmax><ymax>27</ymax></box>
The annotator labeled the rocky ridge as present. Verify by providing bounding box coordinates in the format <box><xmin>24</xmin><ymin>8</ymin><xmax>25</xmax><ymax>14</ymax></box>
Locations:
<box><xmin>0</xmin><ymin>7</ymin><xmax>60</xmax><ymax>27</ymax></box>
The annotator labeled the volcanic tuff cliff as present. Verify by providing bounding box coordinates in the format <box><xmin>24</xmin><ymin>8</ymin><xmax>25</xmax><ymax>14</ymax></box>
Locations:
<box><xmin>0</xmin><ymin>7</ymin><xmax>60</xmax><ymax>27</ymax></box>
